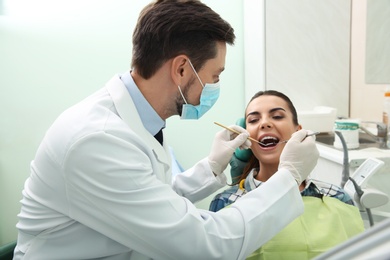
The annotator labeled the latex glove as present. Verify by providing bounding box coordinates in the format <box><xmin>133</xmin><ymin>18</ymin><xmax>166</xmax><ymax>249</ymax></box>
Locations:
<box><xmin>278</xmin><ymin>129</ymin><xmax>319</xmax><ymax>185</ymax></box>
<box><xmin>209</xmin><ymin>125</ymin><xmax>251</xmax><ymax>175</ymax></box>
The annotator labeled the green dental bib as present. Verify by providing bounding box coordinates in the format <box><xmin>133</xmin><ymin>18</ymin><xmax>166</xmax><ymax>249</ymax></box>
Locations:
<box><xmin>247</xmin><ymin>196</ymin><xmax>365</xmax><ymax>260</ymax></box>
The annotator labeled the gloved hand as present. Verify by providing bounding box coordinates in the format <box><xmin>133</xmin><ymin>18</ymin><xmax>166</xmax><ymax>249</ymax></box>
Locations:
<box><xmin>209</xmin><ymin>125</ymin><xmax>251</xmax><ymax>175</ymax></box>
<box><xmin>278</xmin><ymin>129</ymin><xmax>319</xmax><ymax>185</ymax></box>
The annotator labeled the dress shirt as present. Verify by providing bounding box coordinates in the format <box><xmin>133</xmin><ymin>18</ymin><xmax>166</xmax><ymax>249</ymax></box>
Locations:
<box><xmin>120</xmin><ymin>71</ymin><xmax>165</xmax><ymax>136</ymax></box>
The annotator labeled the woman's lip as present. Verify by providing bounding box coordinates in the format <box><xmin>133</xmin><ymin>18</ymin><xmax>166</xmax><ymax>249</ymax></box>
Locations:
<box><xmin>259</xmin><ymin>145</ymin><xmax>276</xmax><ymax>150</ymax></box>
<box><xmin>257</xmin><ymin>142</ymin><xmax>279</xmax><ymax>150</ymax></box>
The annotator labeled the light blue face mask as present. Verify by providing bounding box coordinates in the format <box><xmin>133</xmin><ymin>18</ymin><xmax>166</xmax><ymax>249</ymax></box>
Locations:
<box><xmin>179</xmin><ymin>60</ymin><xmax>220</xmax><ymax>120</ymax></box>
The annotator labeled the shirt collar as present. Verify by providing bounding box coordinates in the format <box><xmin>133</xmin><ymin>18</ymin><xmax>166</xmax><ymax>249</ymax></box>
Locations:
<box><xmin>245</xmin><ymin>169</ymin><xmax>263</xmax><ymax>192</ymax></box>
<box><xmin>245</xmin><ymin>169</ymin><xmax>312</xmax><ymax>193</ymax></box>
<box><xmin>120</xmin><ymin>71</ymin><xmax>165</xmax><ymax>136</ymax></box>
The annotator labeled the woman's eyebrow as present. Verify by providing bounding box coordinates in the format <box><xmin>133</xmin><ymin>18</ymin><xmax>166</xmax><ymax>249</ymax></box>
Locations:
<box><xmin>246</xmin><ymin>111</ymin><xmax>260</xmax><ymax>117</ymax></box>
<box><xmin>247</xmin><ymin>107</ymin><xmax>286</xmax><ymax>116</ymax></box>
<box><xmin>269</xmin><ymin>107</ymin><xmax>286</xmax><ymax>113</ymax></box>
<box><xmin>246</xmin><ymin>107</ymin><xmax>286</xmax><ymax>118</ymax></box>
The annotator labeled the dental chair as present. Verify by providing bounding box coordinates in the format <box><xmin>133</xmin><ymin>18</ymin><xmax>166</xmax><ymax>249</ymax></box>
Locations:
<box><xmin>0</xmin><ymin>240</ymin><xmax>16</xmax><ymax>260</ymax></box>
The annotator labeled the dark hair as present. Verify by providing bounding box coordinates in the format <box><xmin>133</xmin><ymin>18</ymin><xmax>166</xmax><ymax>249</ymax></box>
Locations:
<box><xmin>131</xmin><ymin>0</ymin><xmax>235</xmax><ymax>79</ymax></box>
<box><xmin>236</xmin><ymin>90</ymin><xmax>299</xmax><ymax>185</ymax></box>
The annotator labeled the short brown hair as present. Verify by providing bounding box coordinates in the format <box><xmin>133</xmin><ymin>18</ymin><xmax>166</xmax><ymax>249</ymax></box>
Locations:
<box><xmin>131</xmin><ymin>0</ymin><xmax>235</xmax><ymax>79</ymax></box>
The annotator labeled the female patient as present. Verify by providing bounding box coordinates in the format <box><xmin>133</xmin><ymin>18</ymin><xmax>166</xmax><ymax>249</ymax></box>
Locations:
<box><xmin>210</xmin><ymin>90</ymin><xmax>364</xmax><ymax>259</ymax></box>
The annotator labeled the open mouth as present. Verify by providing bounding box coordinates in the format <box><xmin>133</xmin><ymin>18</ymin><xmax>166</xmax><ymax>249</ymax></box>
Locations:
<box><xmin>259</xmin><ymin>136</ymin><xmax>280</xmax><ymax>147</ymax></box>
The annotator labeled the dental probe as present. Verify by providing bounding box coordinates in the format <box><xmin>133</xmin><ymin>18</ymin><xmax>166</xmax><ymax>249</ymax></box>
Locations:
<box><xmin>275</xmin><ymin>131</ymin><xmax>320</xmax><ymax>145</ymax></box>
<box><xmin>214</xmin><ymin>122</ymin><xmax>320</xmax><ymax>146</ymax></box>
<box><xmin>214</xmin><ymin>122</ymin><xmax>262</xmax><ymax>144</ymax></box>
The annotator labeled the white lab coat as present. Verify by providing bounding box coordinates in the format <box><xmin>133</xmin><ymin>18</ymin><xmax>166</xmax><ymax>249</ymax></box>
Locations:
<box><xmin>14</xmin><ymin>75</ymin><xmax>303</xmax><ymax>260</ymax></box>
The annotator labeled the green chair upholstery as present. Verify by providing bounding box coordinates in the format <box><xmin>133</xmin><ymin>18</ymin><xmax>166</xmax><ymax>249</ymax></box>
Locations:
<box><xmin>0</xmin><ymin>241</ymin><xmax>16</xmax><ymax>260</ymax></box>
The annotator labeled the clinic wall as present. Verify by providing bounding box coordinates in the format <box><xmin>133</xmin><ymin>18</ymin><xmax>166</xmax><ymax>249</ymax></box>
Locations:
<box><xmin>244</xmin><ymin>0</ymin><xmax>387</xmax><ymax>121</ymax></box>
<box><xmin>0</xmin><ymin>0</ymin><xmax>245</xmax><ymax>245</ymax></box>
<box><xmin>349</xmin><ymin>0</ymin><xmax>387</xmax><ymax>121</ymax></box>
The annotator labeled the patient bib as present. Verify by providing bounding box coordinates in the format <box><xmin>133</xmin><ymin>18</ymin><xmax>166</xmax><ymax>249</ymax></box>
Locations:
<box><xmin>247</xmin><ymin>196</ymin><xmax>365</xmax><ymax>260</ymax></box>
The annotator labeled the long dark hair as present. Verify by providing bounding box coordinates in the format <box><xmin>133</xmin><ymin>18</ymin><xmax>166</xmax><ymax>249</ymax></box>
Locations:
<box><xmin>234</xmin><ymin>90</ymin><xmax>299</xmax><ymax>185</ymax></box>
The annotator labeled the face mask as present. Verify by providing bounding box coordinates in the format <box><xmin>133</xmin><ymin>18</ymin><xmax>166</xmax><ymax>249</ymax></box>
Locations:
<box><xmin>178</xmin><ymin>60</ymin><xmax>220</xmax><ymax>120</ymax></box>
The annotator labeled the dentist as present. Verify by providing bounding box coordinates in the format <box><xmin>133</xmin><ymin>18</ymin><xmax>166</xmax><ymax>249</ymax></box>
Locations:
<box><xmin>14</xmin><ymin>0</ymin><xmax>319</xmax><ymax>259</ymax></box>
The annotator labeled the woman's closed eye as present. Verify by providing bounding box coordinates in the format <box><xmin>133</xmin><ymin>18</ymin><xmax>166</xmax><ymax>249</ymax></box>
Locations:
<box><xmin>247</xmin><ymin>115</ymin><xmax>284</xmax><ymax>124</ymax></box>
<box><xmin>272</xmin><ymin>115</ymin><xmax>285</xmax><ymax>120</ymax></box>
<box><xmin>247</xmin><ymin>118</ymin><xmax>258</xmax><ymax>124</ymax></box>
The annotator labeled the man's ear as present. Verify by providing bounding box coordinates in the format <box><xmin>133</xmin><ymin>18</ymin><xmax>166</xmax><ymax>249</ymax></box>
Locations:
<box><xmin>171</xmin><ymin>55</ymin><xmax>189</xmax><ymax>86</ymax></box>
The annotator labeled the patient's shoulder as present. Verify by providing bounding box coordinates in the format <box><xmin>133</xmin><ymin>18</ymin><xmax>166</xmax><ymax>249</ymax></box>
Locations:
<box><xmin>304</xmin><ymin>179</ymin><xmax>354</xmax><ymax>205</ymax></box>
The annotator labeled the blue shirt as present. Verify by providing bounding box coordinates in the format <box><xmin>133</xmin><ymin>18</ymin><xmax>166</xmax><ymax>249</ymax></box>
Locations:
<box><xmin>120</xmin><ymin>71</ymin><xmax>165</xmax><ymax>136</ymax></box>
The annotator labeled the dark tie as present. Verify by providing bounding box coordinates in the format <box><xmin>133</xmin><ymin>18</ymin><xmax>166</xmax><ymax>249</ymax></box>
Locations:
<box><xmin>154</xmin><ymin>129</ymin><xmax>163</xmax><ymax>145</ymax></box>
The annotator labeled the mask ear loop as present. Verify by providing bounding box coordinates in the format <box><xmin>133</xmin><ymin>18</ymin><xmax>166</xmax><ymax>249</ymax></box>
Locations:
<box><xmin>177</xmin><ymin>85</ymin><xmax>188</xmax><ymax>104</ymax></box>
<box><xmin>187</xmin><ymin>60</ymin><xmax>205</xmax><ymax>88</ymax></box>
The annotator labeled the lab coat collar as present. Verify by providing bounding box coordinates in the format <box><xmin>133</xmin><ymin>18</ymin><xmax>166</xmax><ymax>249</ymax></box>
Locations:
<box><xmin>105</xmin><ymin>75</ymin><xmax>171</xmax><ymax>172</ymax></box>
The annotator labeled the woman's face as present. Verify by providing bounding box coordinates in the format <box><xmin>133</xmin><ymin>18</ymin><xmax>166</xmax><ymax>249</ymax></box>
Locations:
<box><xmin>245</xmin><ymin>95</ymin><xmax>301</xmax><ymax>165</ymax></box>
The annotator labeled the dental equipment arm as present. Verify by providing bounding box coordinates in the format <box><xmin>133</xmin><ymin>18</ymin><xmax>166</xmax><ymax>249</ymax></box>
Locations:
<box><xmin>334</xmin><ymin>131</ymin><xmax>350</xmax><ymax>188</ymax></box>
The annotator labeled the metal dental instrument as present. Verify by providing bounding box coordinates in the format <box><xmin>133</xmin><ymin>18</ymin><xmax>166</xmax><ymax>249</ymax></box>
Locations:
<box><xmin>214</xmin><ymin>122</ymin><xmax>319</xmax><ymax>146</ymax></box>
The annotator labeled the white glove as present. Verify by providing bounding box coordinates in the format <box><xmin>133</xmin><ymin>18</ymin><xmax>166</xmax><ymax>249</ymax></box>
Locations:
<box><xmin>208</xmin><ymin>125</ymin><xmax>251</xmax><ymax>175</ymax></box>
<box><xmin>278</xmin><ymin>129</ymin><xmax>319</xmax><ymax>185</ymax></box>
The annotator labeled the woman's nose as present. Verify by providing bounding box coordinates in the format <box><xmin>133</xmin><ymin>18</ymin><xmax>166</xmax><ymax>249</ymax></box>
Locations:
<box><xmin>260</xmin><ymin>119</ymin><xmax>272</xmax><ymax>129</ymax></box>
